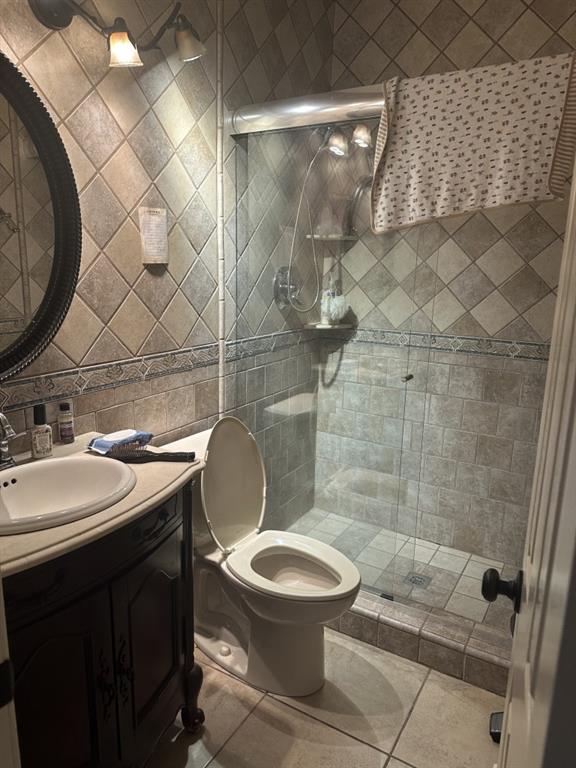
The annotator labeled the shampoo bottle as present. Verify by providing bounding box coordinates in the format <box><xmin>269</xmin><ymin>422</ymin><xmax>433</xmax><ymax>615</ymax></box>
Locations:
<box><xmin>58</xmin><ymin>402</ymin><xmax>75</xmax><ymax>444</ymax></box>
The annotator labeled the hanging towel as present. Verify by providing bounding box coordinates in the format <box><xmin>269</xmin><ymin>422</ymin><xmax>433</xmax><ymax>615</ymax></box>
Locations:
<box><xmin>371</xmin><ymin>53</ymin><xmax>576</xmax><ymax>233</ymax></box>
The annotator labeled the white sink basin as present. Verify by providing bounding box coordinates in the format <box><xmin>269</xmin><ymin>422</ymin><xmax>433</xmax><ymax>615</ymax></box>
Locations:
<box><xmin>0</xmin><ymin>455</ymin><xmax>136</xmax><ymax>534</ymax></box>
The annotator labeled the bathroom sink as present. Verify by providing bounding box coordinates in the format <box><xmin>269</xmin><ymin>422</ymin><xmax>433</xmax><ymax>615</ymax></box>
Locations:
<box><xmin>0</xmin><ymin>455</ymin><xmax>136</xmax><ymax>534</ymax></box>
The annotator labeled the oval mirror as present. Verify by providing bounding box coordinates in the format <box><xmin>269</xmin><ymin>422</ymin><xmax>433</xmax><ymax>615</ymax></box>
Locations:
<box><xmin>0</xmin><ymin>51</ymin><xmax>81</xmax><ymax>381</ymax></box>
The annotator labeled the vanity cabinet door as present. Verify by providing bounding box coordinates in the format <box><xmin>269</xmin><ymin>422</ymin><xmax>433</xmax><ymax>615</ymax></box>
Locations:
<box><xmin>10</xmin><ymin>589</ymin><xmax>120</xmax><ymax>768</ymax></box>
<box><xmin>111</xmin><ymin>525</ymin><xmax>184</xmax><ymax>767</ymax></box>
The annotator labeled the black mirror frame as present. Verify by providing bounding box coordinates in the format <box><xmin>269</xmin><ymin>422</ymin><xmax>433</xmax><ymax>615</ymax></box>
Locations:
<box><xmin>0</xmin><ymin>52</ymin><xmax>81</xmax><ymax>382</ymax></box>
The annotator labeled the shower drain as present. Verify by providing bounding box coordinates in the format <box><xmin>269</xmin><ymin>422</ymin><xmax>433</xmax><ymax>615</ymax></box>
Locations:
<box><xmin>404</xmin><ymin>572</ymin><xmax>431</xmax><ymax>588</ymax></box>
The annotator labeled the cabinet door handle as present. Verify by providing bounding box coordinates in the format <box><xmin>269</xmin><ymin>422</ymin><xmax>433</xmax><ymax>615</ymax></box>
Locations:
<box><xmin>96</xmin><ymin>649</ymin><xmax>116</xmax><ymax>722</ymax></box>
<box><xmin>116</xmin><ymin>636</ymin><xmax>134</xmax><ymax>706</ymax></box>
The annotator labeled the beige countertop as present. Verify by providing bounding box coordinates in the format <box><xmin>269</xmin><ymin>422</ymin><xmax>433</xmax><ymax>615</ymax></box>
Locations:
<box><xmin>0</xmin><ymin>429</ymin><xmax>212</xmax><ymax>576</ymax></box>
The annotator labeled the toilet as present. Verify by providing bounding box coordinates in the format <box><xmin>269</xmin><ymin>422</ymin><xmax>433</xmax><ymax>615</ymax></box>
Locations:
<box><xmin>192</xmin><ymin>416</ymin><xmax>361</xmax><ymax>696</ymax></box>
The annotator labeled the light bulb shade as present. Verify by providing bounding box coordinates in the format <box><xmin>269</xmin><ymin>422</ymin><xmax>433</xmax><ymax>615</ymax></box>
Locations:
<box><xmin>175</xmin><ymin>16</ymin><xmax>206</xmax><ymax>62</ymax></box>
<box><xmin>108</xmin><ymin>19</ymin><xmax>143</xmax><ymax>67</ymax></box>
<box><xmin>352</xmin><ymin>124</ymin><xmax>372</xmax><ymax>148</ymax></box>
<box><xmin>328</xmin><ymin>131</ymin><xmax>349</xmax><ymax>157</ymax></box>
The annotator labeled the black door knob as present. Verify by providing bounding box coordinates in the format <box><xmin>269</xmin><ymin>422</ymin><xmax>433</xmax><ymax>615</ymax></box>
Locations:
<box><xmin>482</xmin><ymin>568</ymin><xmax>523</xmax><ymax>614</ymax></box>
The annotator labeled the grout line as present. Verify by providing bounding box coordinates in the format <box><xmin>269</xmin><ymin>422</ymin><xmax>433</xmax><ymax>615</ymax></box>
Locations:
<box><xmin>387</xmin><ymin>667</ymin><xmax>431</xmax><ymax>761</ymax></box>
<box><xmin>203</xmin><ymin>690</ymin><xmax>265</xmax><ymax>766</ymax></box>
<box><xmin>269</xmin><ymin>695</ymin><xmax>390</xmax><ymax>757</ymax></box>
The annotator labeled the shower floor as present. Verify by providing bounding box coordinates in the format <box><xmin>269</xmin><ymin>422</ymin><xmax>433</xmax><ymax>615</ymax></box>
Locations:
<box><xmin>288</xmin><ymin>508</ymin><xmax>515</xmax><ymax>629</ymax></box>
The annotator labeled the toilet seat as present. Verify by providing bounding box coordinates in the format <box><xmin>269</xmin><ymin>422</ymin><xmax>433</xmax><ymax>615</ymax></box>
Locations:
<box><xmin>201</xmin><ymin>416</ymin><xmax>360</xmax><ymax>604</ymax></box>
<box><xmin>226</xmin><ymin>530</ymin><xmax>360</xmax><ymax>602</ymax></box>
<box><xmin>201</xmin><ymin>416</ymin><xmax>266</xmax><ymax>553</ymax></box>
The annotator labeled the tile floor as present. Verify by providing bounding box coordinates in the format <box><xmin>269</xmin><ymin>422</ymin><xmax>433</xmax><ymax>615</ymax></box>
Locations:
<box><xmin>288</xmin><ymin>508</ymin><xmax>515</xmax><ymax>628</ymax></box>
<box><xmin>150</xmin><ymin>630</ymin><xmax>503</xmax><ymax>768</ymax></box>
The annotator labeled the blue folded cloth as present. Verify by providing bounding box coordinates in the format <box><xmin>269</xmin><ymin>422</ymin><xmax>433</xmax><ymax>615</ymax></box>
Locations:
<box><xmin>88</xmin><ymin>429</ymin><xmax>153</xmax><ymax>455</ymax></box>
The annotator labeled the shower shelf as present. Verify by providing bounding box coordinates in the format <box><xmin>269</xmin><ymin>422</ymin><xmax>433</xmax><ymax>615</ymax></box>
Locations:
<box><xmin>306</xmin><ymin>234</ymin><xmax>357</xmax><ymax>242</ymax></box>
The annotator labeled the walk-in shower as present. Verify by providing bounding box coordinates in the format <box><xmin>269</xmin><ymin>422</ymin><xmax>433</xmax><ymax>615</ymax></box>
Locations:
<box><xmin>227</xmin><ymin>86</ymin><xmax>554</xmax><ymax>631</ymax></box>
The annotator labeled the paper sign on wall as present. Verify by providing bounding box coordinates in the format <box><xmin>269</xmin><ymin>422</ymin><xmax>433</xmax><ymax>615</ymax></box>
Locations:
<box><xmin>138</xmin><ymin>207</ymin><xmax>168</xmax><ymax>265</ymax></box>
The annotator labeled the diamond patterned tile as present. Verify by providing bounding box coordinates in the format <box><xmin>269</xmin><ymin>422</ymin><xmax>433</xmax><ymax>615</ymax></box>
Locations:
<box><xmin>80</xmin><ymin>176</ymin><xmax>125</xmax><ymax>248</ymax></box>
<box><xmin>156</xmin><ymin>156</ymin><xmax>195</xmax><ymax>218</ymax></box>
<box><xmin>483</xmin><ymin>203</ymin><xmax>532</xmax><ymax>235</ymax></box>
<box><xmin>449</xmin><ymin>264</ymin><xmax>495</xmax><ymax>310</ymax></box>
<box><xmin>379</xmin><ymin>286</ymin><xmax>418</xmax><ymax>328</ymax></box>
<box><xmin>444</xmin><ymin>20</ymin><xmax>493</xmax><ymax>68</ymax></box>
<box><xmin>473</xmin><ymin>0</ymin><xmax>525</xmax><ymax>40</ymax></box>
<box><xmin>399</xmin><ymin>0</ymin><xmax>440</xmax><ymax>26</ymax></box>
<box><xmin>128</xmin><ymin>112</ymin><xmax>174</xmax><ymax>180</ymax></box>
<box><xmin>453</xmin><ymin>213</ymin><xmax>501</xmax><ymax>261</ymax></box>
<box><xmin>77</xmin><ymin>254</ymin><xmax>130</xmax><ymax>324</ymax></box>
<box><xmin>133</xmin><ymin>268</ymin><xmax>179</xmax><ymax>319</ymax></box>
<box><xmin>81</xmin><ymin>328</ymin><xmax>131</xmax><ymax>366</ymax></box>
<box><xmin>24</xmin><ymin>33</ymin><xmax>91</xmax><ymax>118</ymax></box>
<box><xmin>476</xmin><ymin>240</ymin><xmax>524</xmax><ymax>286</ymax></box>
<box><xmin>181</xmin><ymin>258</ymin><xmax>218</xmax><ymax>315</ymax></box>
<box><xmin>523</xmin><ymin>293</ymin><xmax>557</xmax><ymax>341</ymax></box>
<box><xmin>499</xmin><ymin>10</ymin><xmax>553</xmax><ymax>59</ymax></box>
<box><xmin>383</xmin><ymin>239</ymin><xmax>419</xmax><ymax>282</ymax></box>
<box><xmin>531</xmin><ymin>0</ymin><xmax>575</xmax><ymax>30</ymax></box>
<box><xmin>153</xmin><ymin>81</ymin><xmax>195</xmax><ymax>148</ymax></box>
<box><xmin>97</xmin><ymin>68</ymin><xmax>149</xmax><ymax>135</ymax></box>
<box><xmin>67</xmin><ymin>91</ymin><xmax>124</xmax><ymax>169</ymax></box>
<box><xmin>181</xmin><ymin>194</ymin><xmax>216</xmax><ymax>253</ymax></box>
<box><xmin>530</xmin><ymin>239</ymin><xmax>563</xmax><ymax>288</ymax></box>
<box><xmin>103</xmin><ymin>221</ymin><xmax>142</xmax><ymax>289</ymax></box>
<box><xmin>167</xmin><ymin>224</ymin><xmax>198</xmax><ymax>285</ymax></box>
<box><xmin>470</xmin><ymin>291</ymin><xmax>518</xmax><ymax>336</ymax></box>
<box><xmin>341</xmin><ymin>240</ymin><xmax>377</xmax><ymax>281</ymax></box>
<box><xmin>374</xmin><ymin>7</ymin><xmax>417</xmax><ymax>59</ymax></box>
<box><xmin>505</xmin><ymin>211</ymin><xmax>557</xmax><ymax>261</ymax></box>
<box><xmin>499</xmin><ymin>265</ymin><xmax>550</xmax><ymax>314</ymax></box>
<box><xmin>397</xmin><ymin>31</ymin><xmax>441</xmax><ymax>76</ymax></box>
<box><xmin>108</xmin><ymin>292</ymin><xmax>156</xmax><ymax>355</ymax></box>
<box><xmin>430</xmin><ymin>240</ymin><xmax>470</xmax><ymax>284</ymax></box>
<box><xmin>101</xmin><ymin>142</ymin><xmax>151</xmax><ymax>213</ymax></box>
<box><xmin>423</xmin><ymin>287</ymin><xmax>466</xmax><ymax>331</ymax></box>
<box><xmin>421</xmin><ymin>0</ymin><xmax>468</xmax><ymax>50</ymax></box>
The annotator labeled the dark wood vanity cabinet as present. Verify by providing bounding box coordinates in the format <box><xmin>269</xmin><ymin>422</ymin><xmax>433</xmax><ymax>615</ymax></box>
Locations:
<box><xmin>3</xmin><ymin>483</ymin><xmax>204</xmax><ymax>768</ymax></box>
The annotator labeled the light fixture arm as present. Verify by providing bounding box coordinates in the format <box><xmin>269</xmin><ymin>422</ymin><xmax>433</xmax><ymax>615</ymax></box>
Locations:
<box><xmin>28</xmin><ymin>0</ymin><xmax>205</xmax><ymax>65</ymax></box>
<box><xmin>63</xmin><ymin>0</ymin><xmax>108</xmax><ymax>36</ymax></box>
<box><xmin>139</xmin><ymin>2</ymin><xmax>182</xmax><ymax>51</ymax></box>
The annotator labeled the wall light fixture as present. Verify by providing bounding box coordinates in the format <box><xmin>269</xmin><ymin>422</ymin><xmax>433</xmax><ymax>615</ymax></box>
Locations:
<box><xmin>28</xmin><ymin>0</ymin><xmax>205</xmax><ymax>68</ymax></box>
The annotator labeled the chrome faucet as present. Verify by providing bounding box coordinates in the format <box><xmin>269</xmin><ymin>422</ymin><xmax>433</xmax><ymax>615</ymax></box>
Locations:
<box><xmin>0</xmin><ymin>412</ymin><xmax>19</xmax><ymax>470</ymax></box>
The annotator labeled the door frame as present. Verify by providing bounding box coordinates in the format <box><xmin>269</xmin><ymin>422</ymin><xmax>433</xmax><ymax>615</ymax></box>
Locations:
<box><xmin>499</xmin><ymin>168</ymin><xmax>576</xmax><ymax>767</ymax></box>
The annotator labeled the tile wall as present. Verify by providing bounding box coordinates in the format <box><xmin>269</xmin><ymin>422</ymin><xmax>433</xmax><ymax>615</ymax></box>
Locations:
<box><xmin>0</xmin><ymin>0</ymin><xmax>333</xmax><ymax>448</ymax></box>
<box><xmin>315</xmin><ymin>340</ymin><xmax>546</xmax><ymax>565</ymax></box>
<box><xmin>226</xmin><ymin>334</ymin><xmax>318</xmax><ymax>525</ymax></box>
<box><xmin>309</xmin><ymin>0</ymin><xmax>575</xmax><ymax>572</ymax></box>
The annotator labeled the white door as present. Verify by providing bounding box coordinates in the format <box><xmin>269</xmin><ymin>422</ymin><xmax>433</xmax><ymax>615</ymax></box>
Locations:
<box><xmin>0</xmin><ymin>575</ymin><xmax>20</xmax><ymax>768</ymax></box>
<box><xmin>498</xmin><ymin>174</ymin><xmax>576</xmax><ymax>767</ymax></box>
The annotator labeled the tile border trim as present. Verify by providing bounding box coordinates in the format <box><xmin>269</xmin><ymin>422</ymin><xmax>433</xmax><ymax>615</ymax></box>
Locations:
<box><xmin>0</xmin><ymin>325</ymin><xmax>549</xmax><ymax>411</ymax></box>
<box><xmin>317</xmin><ymin>327</ymin><xmax>550</xmax><ymax>361</ymax></box>
<box><xmin>331</xmin><ymin>588</ymin><xmax>511</xmax><ymax>696</ymax></box>
<box><xmin>0</xmin><ymin>343</ymin><xmax>220</xmax><ymax>411</ymax></box>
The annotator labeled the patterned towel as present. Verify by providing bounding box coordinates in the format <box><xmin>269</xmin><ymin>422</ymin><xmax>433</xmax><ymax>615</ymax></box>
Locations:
<box><xmin>371</xmin><ymin>54</ymin><xmax>576</xmax><ymax>233</ymax></box>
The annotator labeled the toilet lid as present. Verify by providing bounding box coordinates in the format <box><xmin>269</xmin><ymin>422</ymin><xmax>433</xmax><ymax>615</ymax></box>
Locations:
<box><xmin>201</xmin><ymin>416</ymin><xmax>266</xmax><ymax>553</ymax></box>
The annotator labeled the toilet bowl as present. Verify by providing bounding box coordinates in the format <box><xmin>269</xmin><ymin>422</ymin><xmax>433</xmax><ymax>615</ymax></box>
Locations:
<box><xmin>192</xmin><ymin>416</ymin><xmax>360</xmax><ymax>696</ymax></box>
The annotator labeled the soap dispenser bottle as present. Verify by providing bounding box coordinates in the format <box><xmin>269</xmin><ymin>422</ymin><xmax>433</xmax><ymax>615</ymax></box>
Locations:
<box><xmin>31</xmin><ymin>403</ymin><xmax>53</xmax><ymax>459</ymax></box>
